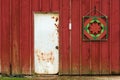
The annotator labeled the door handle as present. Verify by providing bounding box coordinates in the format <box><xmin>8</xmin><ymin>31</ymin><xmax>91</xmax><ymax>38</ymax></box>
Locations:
<box><xmin>55</xmin><ymin>46</ymin><xmax>58</xmax><ymax>49</ymax></box>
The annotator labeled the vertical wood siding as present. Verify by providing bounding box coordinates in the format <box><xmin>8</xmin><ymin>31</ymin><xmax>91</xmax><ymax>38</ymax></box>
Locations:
<box><xmin>0</xmin><ymin>0</ymin><xmax>120</xmax><ymax>75</ymax></box>
<box><xmin>81</xmin><ymin>0</ymin><xmax>91</xmax><ymax>74</ymax></box>
<box><xmin>11</xmin><ymin>0</ymin><xmax>20</xmax><ymax>75</ymax></box>
<box><xmin>0</xmin><ymin>0</ymin><xmax>1</xmax><ymax>73</ymax></box>
<box><xmin>90</xmin><ymin>0</ymin><xmax>100</xmax><ymax>74</ymax></box>
<box><xmin>101</xmin><ymin>0</ymin><xmax>109</xmax><ymax>74</ymax></box>
<box><xmin>20</xmin><ymin>0</ymin><xmax>31</xmax><ymax>74</ymax></box>
<box><xmin>1</xmin><ymin>0</ymin><xmax>10</xmax><ymax>74</ymax></box>
<box><xmin>71</xmin><ymin>0</ymin><xmax>80</xmax><ymax>74</ymax></box>
<box><xmin>111</xmin><ymin>0</ymin><xmax>120</xmax><ymax>74</ymax></box>
<box><xmin>60</xmin><ymin>0</ymin><xmax>70</xmax><ymax>74</ymax></box>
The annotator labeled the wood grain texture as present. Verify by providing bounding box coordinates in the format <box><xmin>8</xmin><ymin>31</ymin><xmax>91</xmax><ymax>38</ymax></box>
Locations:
<box><xmin>90</xmin><ymin>0</ymin><xmax>100</xmax><ymax>74</ymax></box>
<box><xmin>81</xmin><ymin>0</ymin><xmax>91</xmax><ymax>74</ymax></box>
<box><xmin>101</xmin><ymin>0</ymin><xmax>110</xmax><ymax>74</ymax></box>
<box><xmin>41</xmin><ymin>0</ymin><xmax>50</xmax><ymax>12</ymax></box>
<box><xmin>51</xmin><ymin>0</ymin><xmax>59</xmax><ymax>11</ymax></box>
<box><xmin>111</xmin><ymin>0</ymin><xmax>120</xmax><ymax>74</ymax></box>
<box><xmin>71</xmin><ymin>0</ymin><xmax>80</xmax><ymax>74</ymax></box>
<box><xmin>0</xmin><ymin>0</ymin><xmax>1</xmax><ymax>73</ymax></box>
<box><xmin>20</xmin><ymin>0</ymin><xmax>31</xmax><ymax>74</ymax></box>
<box><xmin>59</xmin><ymin>0</ymin><xmax>70</xmax><ymax>74</ymax></box>
<box><xmin>11</xmin><ymin>0</ymin><xmax>20</xmax><ymax>75</ymax></box>
<box><xmin>1</xmin><ymin>0</ymin><xmax>10</xmax><ymax>75</ymax></box>
<box><xmin>31</xmin><ymin>0</ymin><xmax>40</xmax><ymax>74</ymax></box>
<box><xmin>0</xmin><ymin>0</ymin><xmax>120</xmax><ymax>75</ymax></box>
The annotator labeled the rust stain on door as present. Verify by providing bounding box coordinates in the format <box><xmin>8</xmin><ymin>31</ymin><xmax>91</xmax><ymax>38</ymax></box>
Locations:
<box><xmin>34</xmin><ymin>13</ymin><xmax>59</xmax><ymax>74</ymax></box>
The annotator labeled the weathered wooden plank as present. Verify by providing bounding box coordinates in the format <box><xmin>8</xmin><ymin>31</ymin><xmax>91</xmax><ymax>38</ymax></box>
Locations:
<box><xmin>32</xmin><ymin>0</ymin><xmax>40</xmax><ymax>12</ymax></box>
<box><xmin>11</xmin><ymin>0</ymin><xmax>20</xmax><ymax>75</ymax></box>
<box><xmin>1</xmin><ymin>0</ymin><xmax>10</xmax><ymax>75</ymax></box>
<box><xmin>20</xmin><ymin>0</ymin><xmax>31</xmax><ymax>74</ymax></box>
<box><xmin>31</xmin><ymin>0</ymin><xmax>40</xmax><ymax>74</ymax></box>
<box><xmin>51</xmin><ymin>0</ymin><xmax>59</xmax><ymax>11</ymax></box>
<box><xmin>79</xmin><ymin>0</ymin><xmax>82</xmax><ymax>75</ymax></box>
<box><xmin>101</xmin><ymin>0</ymin><xmax>110</xmax><ymax>74</ymax></box>
<box><xmin>41</xmin><ymin>0</ymin><xmax>50</xmax><ymax>12</ymax></box>
<box><xmin>0</xmin><ymin>0</ymin><xmax>120</xmax><ymax>75</ymax></box>
<box><xmin>81</xmin><ymin>0</ymin><xmax>91</xmax><ymax>74</ymax></box>
<box><xmin>59</xmin><ymin>0</ymin><xmax>62</xmax><ymax>75</ymax></box>
<box><xmin>0</xmin><ymin>0</ymin><xmax>1</xmax><ymax>73</ymax></box>
<box><xmin>90</xmin><ymin>0</ymin><xmax>100</xmax><ymax>74</ymax></box>
<box><xmin>71</xmin><ymin>0</ymin><xmax>80</xmax><ymax>74</ymax></box>
<box><xmin>110</xmin><ymin>0</ymin><xmax>120</xmax><ymax>74</ymax></box>
<box><xmin>60</xmin><ymin>0</ymin><xmax>70</xmax><ymax>74</ymax></box>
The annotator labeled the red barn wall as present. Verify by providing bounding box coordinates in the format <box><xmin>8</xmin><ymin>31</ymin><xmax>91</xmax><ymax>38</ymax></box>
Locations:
<box><xmin>0</xmin><ymin>0</ymin><xmax>120</xmax><ymax>75</ymax></box>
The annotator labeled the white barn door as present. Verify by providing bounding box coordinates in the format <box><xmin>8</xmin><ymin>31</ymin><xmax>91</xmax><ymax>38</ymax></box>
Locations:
<box><xmin>34</xmin><ymin>13</ymin><xmax>59</xmax><ymax>74</ymax></box>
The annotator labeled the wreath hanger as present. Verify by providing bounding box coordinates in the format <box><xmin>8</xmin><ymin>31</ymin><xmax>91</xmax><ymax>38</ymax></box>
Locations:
<box><xmin>85</xmin><ymin>6</ymin><xmax>106</xmax><ymax>16</ymax></box>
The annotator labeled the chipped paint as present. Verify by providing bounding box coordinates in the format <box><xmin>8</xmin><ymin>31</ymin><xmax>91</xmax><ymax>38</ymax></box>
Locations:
<box><xmin>34</xmin><ymin>13</ymin><xmax>59</xmax><ymax>74</ymax></box>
